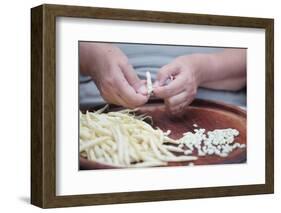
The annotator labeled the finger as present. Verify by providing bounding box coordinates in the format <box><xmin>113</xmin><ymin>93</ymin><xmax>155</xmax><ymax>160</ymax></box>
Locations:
<box><xmin>154</xmin><ymin>76</ymin><xmax>185</xmax><ymax>98</ymax></box>
<box><xmin>120</xmin><ymin>63</ymin><xmax>142</xmax><ymax>91</ymax></box>
<box><xmin>121</xmin><ymin>63</ymin><xmax>148</xmax><ymax>96</ymax></box>
<box><xmin>95</xmin><ymin>83</ymin><xmax>120</xmax><ymax>105</ymax></box>
<box><xmin>169</xmin><ymin>96</ymin><xmax>194</xmax><ymax>114</ymax></box>
<box><xmin>115</xmin><ymin>93</ymin><xmax>133</xmax><ymax>107</ymax></box>
<box><xmin>167</xmin><ymin>101</ymin><xmax>188</xmax><ymax>115</ymax></box>
<box><xmin>164</xmin><ymin>99</ymin><xmax>187</xmax><ymax>116</ymax></box>
<box><xmin>115</xmin><ymin>74</ymin><xmax>149</xmax><ymax>108</ymax></box>
<box><xmin>101</xmin><ymin>88</ymin><xmax>128</xmax><ymax>107</ymax></box>
<box><xmin>154</xmin><ymin>64</ymin><xmax>180</xmax><ymax>86</ymax></box>
<box><xmin>165</xmin><ymin>91</ymin><xmax>187</xmax><ymax>108</ymax></box>
<box><xmin>98</xmin><ymin>78</ymin><xmax>139</xmax><ymax>107</ymax></box>
<box><xmin>121</xmin><ymin>65</ymin><xmax>147</xmax><ymax>95</ymax></box>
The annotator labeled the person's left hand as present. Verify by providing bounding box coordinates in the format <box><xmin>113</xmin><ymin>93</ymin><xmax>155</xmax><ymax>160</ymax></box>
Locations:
<box><xmin>153</xmin><ymin>55</ymin><xmax>202</xmax><ymax>115</ymax></box>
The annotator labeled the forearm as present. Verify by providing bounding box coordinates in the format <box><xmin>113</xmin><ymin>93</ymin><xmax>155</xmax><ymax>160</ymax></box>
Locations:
<box><xmin>194</xmin><ymin>49</ymin><xmax>246</xmax><ymax>91</ymax></box>
<box><xmin>201</xmin><ymin>77</ymin><xmax>246</xmax><ymax>91</ymax></box>
<box><xmin>79</xmin><ymin>42</ymin><xmax>94</xmax><ymax>76</ymax></box>
<box><xmin>79</xmin><ymin>42</ymin><xmax>112</xmax><ymax>76</ymax></box>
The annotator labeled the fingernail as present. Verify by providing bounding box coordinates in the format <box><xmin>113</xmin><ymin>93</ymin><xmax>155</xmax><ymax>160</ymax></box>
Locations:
<box><xmin>137</xmin><ymin>85</ymin><xmax>147</xmax><ymax>95</ymax></box>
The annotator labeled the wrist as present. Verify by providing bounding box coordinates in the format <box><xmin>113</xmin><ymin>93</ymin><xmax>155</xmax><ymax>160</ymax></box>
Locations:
<box><xmin>191</xmin><ymin>53</ymin><xmax>217</xmax><ymax>86</ymax></box>
<box><xmin>183</xmin><ymin>54</ymin><xmax>208</xmax><ymax>86</ymax></box>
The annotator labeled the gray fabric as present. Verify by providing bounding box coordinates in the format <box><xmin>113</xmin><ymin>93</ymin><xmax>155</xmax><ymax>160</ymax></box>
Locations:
<box><xmin>116</xmin><ymin>44</ymin><xmax>222</xmax><ymax>80</ymax></box>
<box><xmin>79</xmin><ymin>43</ymin><xmax>246</xmax><ymax>108</ymax></box>
<box><xmin>196</xmin><ymin>87</ymin><xmax>246</xmax><ymax>107</ymax></box>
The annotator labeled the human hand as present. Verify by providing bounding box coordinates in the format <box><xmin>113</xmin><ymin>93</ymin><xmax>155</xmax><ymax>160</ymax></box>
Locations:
<box><xmin>79</xmin><ymin>43</ymin><xmax>148</xmax><ymax>108</ymax></box>
<box><xmin>153</xmin><ymin>55</ymin><xmax>202</xmax><ymax>115</ymax></box>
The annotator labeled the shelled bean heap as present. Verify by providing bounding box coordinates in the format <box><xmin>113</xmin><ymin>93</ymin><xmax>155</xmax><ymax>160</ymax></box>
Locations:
<box><xmin>178</xmin><ymin>127</ymin><xmax>246</xmax><ymax>158</ymax></box>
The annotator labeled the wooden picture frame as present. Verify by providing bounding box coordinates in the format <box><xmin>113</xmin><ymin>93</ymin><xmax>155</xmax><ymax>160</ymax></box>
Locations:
<box><xmin>31</xmin><ymin>4</ymin><xmax>274</xmax><ymax>208</ymax></box>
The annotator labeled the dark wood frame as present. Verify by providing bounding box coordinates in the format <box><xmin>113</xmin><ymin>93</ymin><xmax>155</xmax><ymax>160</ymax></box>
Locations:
<box><xmin>31</xmin><ymin>4</ymin><xmax>274</xmax><ymax>208</ymax></box>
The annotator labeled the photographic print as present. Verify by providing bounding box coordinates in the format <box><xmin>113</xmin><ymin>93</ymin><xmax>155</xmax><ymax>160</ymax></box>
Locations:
<box><xmin>31</xmin><ymin>4</ymin><xmax>273</xmax><ymax>208</ymax></box>
<box><xmin>79</xmin><ymin>42</ymin><xmax>247</xmax><ymax>170</ymax></box>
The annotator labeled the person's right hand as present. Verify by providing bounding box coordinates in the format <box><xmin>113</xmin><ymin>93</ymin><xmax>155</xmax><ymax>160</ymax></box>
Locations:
<box><xmin>153</xmin><ymin>55</ymin><xmax>201</xmax><ymax>115</ymax></box>
<box><xmin>79</xmin><ymin>43</ymin><xmax>148</xmax><ymax>108</ymax></box>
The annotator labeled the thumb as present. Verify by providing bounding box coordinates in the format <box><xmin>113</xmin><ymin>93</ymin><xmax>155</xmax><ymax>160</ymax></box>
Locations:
<box><xmin>154</xmin><ymin>64</ymin><xmax>179</xmax><ymax>87</ymax></box>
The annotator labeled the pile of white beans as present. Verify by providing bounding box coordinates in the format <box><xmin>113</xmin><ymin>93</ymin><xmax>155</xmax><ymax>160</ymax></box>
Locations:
<box><xmin>178</xmin><ymin>126</ymin><xmax>245</xmax><ymax>158</ymax></box>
